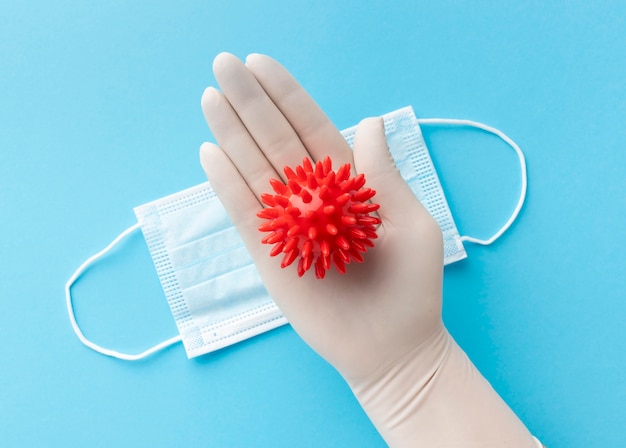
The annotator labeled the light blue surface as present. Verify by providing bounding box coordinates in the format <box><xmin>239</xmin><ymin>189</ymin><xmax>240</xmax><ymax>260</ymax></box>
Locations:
<box><xmin>1</xmin><ymin>1</ymin><xmax>625</xmax><ymax>446</ymax></box>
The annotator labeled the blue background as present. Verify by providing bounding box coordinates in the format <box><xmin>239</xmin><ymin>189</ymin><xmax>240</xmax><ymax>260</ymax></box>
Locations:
<box><xmin>1</xmin><ymin>1</ymin><xmax>624</xmax><ymax>446</ymax></box>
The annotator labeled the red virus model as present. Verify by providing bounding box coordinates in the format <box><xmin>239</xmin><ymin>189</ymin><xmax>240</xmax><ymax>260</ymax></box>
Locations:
<box><xmin>257</xmin><ymin>156</ymin><xmax>381</xmax><ymax>279</ymax></box>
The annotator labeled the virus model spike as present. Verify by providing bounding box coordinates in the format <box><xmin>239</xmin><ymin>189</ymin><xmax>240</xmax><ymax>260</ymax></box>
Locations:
<box><xmin>257</xmin><ymin>156</ymin><xmax>381</xmax><ymax>279</ymax></box>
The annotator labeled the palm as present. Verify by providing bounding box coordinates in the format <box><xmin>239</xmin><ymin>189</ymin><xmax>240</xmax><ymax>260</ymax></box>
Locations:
<box><xmin>201</xmin><ymin>53</ymin><xmax>443</xmax><ymax>381</ymax></box>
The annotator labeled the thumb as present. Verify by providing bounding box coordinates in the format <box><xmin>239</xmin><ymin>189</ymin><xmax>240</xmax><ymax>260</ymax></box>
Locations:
<box><xmin>352</xmin><ymin>117</ymin><xmax>430</xmax><ymax>224</ymax></box>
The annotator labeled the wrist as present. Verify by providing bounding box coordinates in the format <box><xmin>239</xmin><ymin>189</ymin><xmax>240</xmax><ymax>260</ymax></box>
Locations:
<box><xmin>348</xmin><ymin>327</ymin><xmax>537</xmax><ymax>447</ymax></box>
<box><xmin>347</xmin><ymin>325</ymin><xmax>451</xmax><ymax>445</ymax></box>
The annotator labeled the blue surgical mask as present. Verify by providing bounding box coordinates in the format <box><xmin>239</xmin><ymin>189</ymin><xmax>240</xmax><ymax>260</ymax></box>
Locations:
<box><xmin>65</xmin><ymin>106</ymin><xmax>527</xmax><ymax>360</ymax></box>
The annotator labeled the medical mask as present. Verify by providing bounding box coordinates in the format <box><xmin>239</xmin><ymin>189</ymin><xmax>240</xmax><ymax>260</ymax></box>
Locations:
<box><xmin>66</xmin><ymin>106</ymin><xmax>527</xmax><ymax>360</ymax></box>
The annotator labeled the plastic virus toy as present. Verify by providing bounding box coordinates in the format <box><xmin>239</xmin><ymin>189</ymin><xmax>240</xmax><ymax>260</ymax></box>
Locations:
<box><xmin>257</xmin><ymin>156</ymin><xmax>381</xmax><ymax>279</ymax></box>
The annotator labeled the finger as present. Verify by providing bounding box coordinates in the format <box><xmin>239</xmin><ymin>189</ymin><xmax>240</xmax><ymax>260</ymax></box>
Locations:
<box><xmin>352</xmin><ymin>117</ymin><xmax>431</xmax><ymax>224</ymax></box>
<box><xmin>201</xmin><ymin>86</ymin><xmax>280</xmax><ymax>199</ymax></box>
<box><xmin>212</xmin><ymin>52</ymin><xmax>309</xmax><ymax>176</ymax></box>
<box><xmin>245</xmin><ymin>53</ymin><xmax>353</xmax><ymax>169</ymax></box>
<box><xmin>199</xmin><ymin>142</ymin><xmax>266</xmax><ymax>259</ymax></box>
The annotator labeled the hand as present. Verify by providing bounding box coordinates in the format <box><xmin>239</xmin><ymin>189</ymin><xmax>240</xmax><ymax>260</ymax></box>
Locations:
<box><xmin>200</xmin><ymin>52</ymin><xmax>445</xmax><ymax>382</ymax></box>
<box><xmin>200</xmin><ymin>53</ymin><xmax>538</xmax><ymax>447</ymax></box>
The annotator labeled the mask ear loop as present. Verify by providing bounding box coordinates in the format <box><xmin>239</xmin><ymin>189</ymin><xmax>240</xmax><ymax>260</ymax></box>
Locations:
<box><xmin>65</xmin><ymin>223</ymin><xmax>182</xmax><ymax>360</ymax></box>
<box><xmin>417</xmin><ymin>118</ymin><xmax>527</xmax><ymax>245</ymax></box>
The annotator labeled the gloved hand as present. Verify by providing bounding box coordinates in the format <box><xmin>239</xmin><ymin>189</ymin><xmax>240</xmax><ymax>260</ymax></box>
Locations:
<box><xmin>200</xmin><ymin>52</ymin><xmax>539</xmax><ymax>448</ymax></box>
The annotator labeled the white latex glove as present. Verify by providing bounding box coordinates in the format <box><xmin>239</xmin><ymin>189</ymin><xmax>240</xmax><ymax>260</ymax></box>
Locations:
<box><xmin>200</xmin><ymin>53</ymin><xmax>540</xmax><ymax>448</ymax></box>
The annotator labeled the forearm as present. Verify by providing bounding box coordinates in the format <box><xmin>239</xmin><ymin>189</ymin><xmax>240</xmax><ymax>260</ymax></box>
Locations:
<box><xmin>348</xmin><ymin>327</ymin><xmax>537</xmax><ymax>447</ymax></box>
